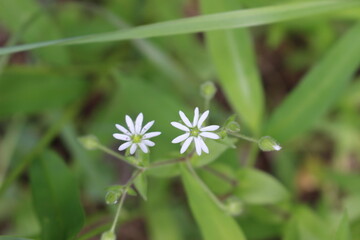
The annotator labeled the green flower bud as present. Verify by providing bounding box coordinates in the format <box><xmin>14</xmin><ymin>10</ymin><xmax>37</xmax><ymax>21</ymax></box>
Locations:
<box><xmin>226</xmin><ymin>121</ymin><xmax>241</xmax><ymax>132</ymax></box>
<box><xmin>224</xmin><ymin>196</ymin><xmax>243</xmax><ymax>216</ymax></box>
<box><xmin>218</xmin><ymin>129</ymin><xmax>228</xmax><ymax>139</ymax></box>
<box><xmin>101</xmin><ymin>230</ymin><xmax>116</xmax><ymax>240</ymax></box>
<box><xmin>78</xmin><ymin>135</ymin><xmax>99</xmax><ymax>150</ymax></box>
<box><xmin>200</xmin><ymin>81</ymin><xmax>217</xmax><ymax>100</ymax></box>
<box><xmin>105</xmin><ymin>185</ymin><xmax>123</xmax><ymax>205</ymax></box>
<box><xmin>258</xmin><ymin>136</ymin><xmax>281</xmax><ymax>152</ymax></box>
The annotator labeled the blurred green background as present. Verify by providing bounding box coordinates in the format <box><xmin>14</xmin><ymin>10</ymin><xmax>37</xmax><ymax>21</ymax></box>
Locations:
<box><xmin>0</xmin><ymin>0</ymin><xmax>360</xmax><ymax>239</ymax></box>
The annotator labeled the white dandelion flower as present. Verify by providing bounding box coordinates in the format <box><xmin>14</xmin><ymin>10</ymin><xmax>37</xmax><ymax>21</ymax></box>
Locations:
<box><xmin>171</xmin><ymin>107</ymin><xmax>220</xmax><ymax>155</ymax></box>
<box><xmin>113</xmin><ymin>113</ymin><xmax>161</xmax><ymax>155</ymax></box>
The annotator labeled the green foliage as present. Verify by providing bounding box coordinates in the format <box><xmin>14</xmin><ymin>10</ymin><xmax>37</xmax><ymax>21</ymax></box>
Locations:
<box><xmin>180</xmin><ymin>164</ymin><xmax>246</xmax><ymax>240</ymax></box>
<box><xmin>334</xmin><ymin>213</ymin><xmax>352</xmax><ymax>240</ymax></box>
<box><xmin>234</xmin><ymin>168</ymin><xmax>289</xmax><ymax>204</ymax></box>
<box><xmin>30</xmin><ymin>151</ymin><xmax>85</xmax><ymax>240</ymax></box>
<box><xmin>266</xmin><ymin>21</ymin><xmax>360</xmax><ymax>142</ymax></box>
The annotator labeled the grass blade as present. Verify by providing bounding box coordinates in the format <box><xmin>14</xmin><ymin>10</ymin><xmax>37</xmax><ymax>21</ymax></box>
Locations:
<box><xmin>0</xmin><ymin>1</ymin><xmax>359</xmax><ymax>55</ymax></box>
<box><xmin>265</xmin><ymin>21</ymin><xmax>360</xmax><ymax>142</ymax></box>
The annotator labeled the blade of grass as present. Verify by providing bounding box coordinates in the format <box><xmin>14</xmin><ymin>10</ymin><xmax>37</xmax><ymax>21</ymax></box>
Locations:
<box><xmin>200</xmin><ymin>0</ymin><xmax>264</xmax><ymax>135</ymax></box>
<box><xmin>0</xmin><ymin>1</ymin><xmax>359</xmax><ymax>55</ymax></box>
<box><xmin>265</xmin><ymin>21</ymin><xmax>360</xmax><ymax>142</ymax></box>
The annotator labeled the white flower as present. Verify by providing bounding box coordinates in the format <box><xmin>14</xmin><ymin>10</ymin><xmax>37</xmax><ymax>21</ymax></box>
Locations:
<box><xmin>113</xmin><ymin>113</ymin><xmax>161</xmax><ymax>155</ymax></box>
<box><xmin>171</xmin><ymin>107</ymin><xmax>220</xmax><ymax>155</ymax></box>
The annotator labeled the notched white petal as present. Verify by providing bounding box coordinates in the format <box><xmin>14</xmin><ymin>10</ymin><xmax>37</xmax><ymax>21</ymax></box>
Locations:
<box><xmin>179</xmin><ymin>111</ymin><xmax>192</xmax><ymax>127</ymax></box>
<box><xmin>143</xmin><ymin>131</ymin><xmax>161</xmax><ymax>139</ymax></box>
<box><xmin>194</xmin><ymin>137</ymin><xmax>202</xmax><ymax>155</ymax></box>
<box><xmin>118</xmin><ymin>141</ymin><xmax>132</xmax><ymax>151</ymax></box>
<box><xmin>192</xmin><ymin>107</ymin><xmax>199</xmax><ymax>127</ymax></box>
<box><xmin>200</xmin><ymin>125</ymin><xmax>219</xmax><ymax>132</ymax></box>
<box><xmin>197</xmin><ymin>110</ymin><xmax>209</xmax><ymax>128</ymax></box>
<box><xmin>171</xmin><ymin>122</ymin><xmax>190</xmax><ymax>132</ymax></box>
<box><xmin>135</xmin><ymin>113</ymin><xmax>143</xmax><ymax>134</ymax></box>
<box><xmin>113</xmin><ymin>133</ymin><xmax>131</xmax><ymax>141</ymax></box>
<box><xmin>180</xmin><ymin>137</ymin><xmax>193</xmax><ymax>154</ymax></box>
<box><xmin>172</xmin><ymin>132</ymin><xmax>190</xmax><ymax>144</ymax></box>
<box><xmin>198</xmin><ymin>137</ymin><xmax>209</xmax><ymax>154</ymax></box>
<box><xmin>130</xmin><ymin>144</ymin><xmax>137</xmax><ymax>155</ymax></box>
<box><xmin>138</xmin><ymin>143</ymin><xmax>148</xmax><ymax>153</ymax></box>
<box><xmin>115</xmin><ymin>124</ymin><xmax>131</xmax><ymax>135</ymax></box>
<box><xmin>125</xmin><ymin>115</ymin><xmax>136</xmax><ymax>133</ymax></box>
<box><xmin>143</xmin><ymin>139</ymin><xmax>155</xmax><ymax>147</ymax></box>
<box><xmin>200</xmin><ymin>132</ymin><xmax>220</xmax><ymax>139</ymax></box>
<box><xmin>141</xmin><ymin>120</ymin><xmax>155</xmax><ymax>134</ymax></box>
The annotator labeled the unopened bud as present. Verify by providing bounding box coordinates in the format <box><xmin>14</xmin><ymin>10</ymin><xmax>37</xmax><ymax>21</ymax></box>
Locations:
<box><xmin>226</xmin><ymin>121</ymin><xmax>241</xmax><ymax>132</ymax></box>
<box><xmin>101</xmin><ymin>230</ymin><xmax>116</xmax><ymax>240</ymax></box>
<box><xmin>105</xmin><ymin>185</ymin><xmax>123</xmax><ymax>205</ymax></box>
<box><xmin>258</xmin><ymin>136</ymin><xmax>281</xmax><ymax>151</ymax></box>
<box><xmin>200</xmin><ymin>81</ymin><xmax>217</xmax><ymax>100</ymax></box>
<box><xmin>78</xmin><ymin>135</ymin><xmax>99</xmax><ymax>150</ymax></box>
<box><xmin>225</xmin><ymin>196</ymin><xmax>243</xmax><ymax>216</ymax></box>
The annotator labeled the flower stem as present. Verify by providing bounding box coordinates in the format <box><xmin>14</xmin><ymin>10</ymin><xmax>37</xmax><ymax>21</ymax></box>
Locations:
<box><xmin>202</xmin><ymin>166</ymin><xmax>238</xmax><ymax>186</ymax></box>
<box><xmin>185</xmin><ymin>159</ymin><xmax>227</xmax><ymax>211</ymax></box>
<box><xmin>110</xmin><ymin>169</ymin><xmax>143</xmax><ymax>232</ymax></box>
<box><xmin>97</xmin><ymin>145</ymin><xmax>144</xmax><ymax>170</ymax></box>
<box><xmin>229</xmin><ymin>132</ymin><xmax>258</xmax><ymax>143</ymax></box>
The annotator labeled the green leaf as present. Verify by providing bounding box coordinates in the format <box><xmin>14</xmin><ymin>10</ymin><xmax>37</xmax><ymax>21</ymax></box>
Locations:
<box><xmin>0</xmin><ymin>1</ymin><xmax>359</xmax><ymax>55</ymax></box>
<box><xmin>0</xmin><ymin>237</ymin><xmax>34</xmax><ymax>240</ymax></box>
<box><xmin>0</xmin><ymin>67</ymin><xmax>87</xmax><ymax>118</ymax></box>
<box><xmin>30</xmin><ymin>150</ymin><xmax>85</xmax><ymax>240</ymax></box>
<box><xmin>334</xmin><ymin>213</ymin><xmax>352</xmax><ymax>240</ymax></box>
<box><xmin>234</xmin><ymin>168</ymin><xmax>288</xmax><ymax>204</ymax></box>
<box><xmin>134</xmin><ymin>172</ymin><xmax>148</xmax><ymax>201</ymax></box>
<box><xmin>200</xmin><ymin>0</ymin><xmax>264</xmax><ymax>134</ymax></box>
<box><xmin>180</xmin><ymin>164</ymin><xmax>247</xmax><ymax>240</ymax></box>
<box><xmin>266</xmin><ymin>21</ymin><xmax>360</xmax><ymax>142</ymax></box>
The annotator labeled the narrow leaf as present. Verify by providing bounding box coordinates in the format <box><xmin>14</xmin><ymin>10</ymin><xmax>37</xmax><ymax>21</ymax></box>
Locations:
<box><xmin>0</xmin><ymin>1</ymin><xmax>359</xmax><ymax>55</ymax></box>
<box><xmin>234</xmin><ymin>168</ymin><xmax>288</xmax><ymax>204</ymax></box>
<box><xmin>266</xmin><ymin>21</ymin><xmax>360</xmax><ymax>142</ymax></box>
<box><xmin>30</xmin><ymin>151</ymin><xmax>85</xmax><ymax>240</ymax></box>
<box><xmin>200</xmin><ymin>0</ymin><xmax>264</xmax><ymax>134</ymax></box>
<box><xmin>180</xmin><ymin>164</ymin><xmax>247</xmax><ymax>240</ymax></box>
<box><xmin>134</xmin><ymin>172</ymin><xmax>148</xmax><ymax>201</ymax></box>
<box><xmin>334</xmin><ymin>213</ymin><xmax>352</xmax><ymax>240</ymax></box>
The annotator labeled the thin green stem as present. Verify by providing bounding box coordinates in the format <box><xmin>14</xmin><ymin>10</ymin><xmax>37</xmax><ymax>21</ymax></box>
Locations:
<box><xmin>110</xmin><ymin>169</ymin><xmax>143</xmax><ymax>232</ymax></box>
<box><xmin>185</xmin><ymin>159</ymin><xmax>227</xmax><ymax>211</ymax></box>
<box><xmin>229</xmin><ymin>132</ymin><xmax>258</xmax><ymax>143</ymax></box>
<box><xmin>97</xmin><ymin>145</ymin><xmax>144</xmax><ymax>170</ymax></box>
<box><xmin>202</xmin><ymin>166</ymin><xmax>238</xmax><ymax>186</ymax></box>
<box><xmin>246</xmin><ymin>143</ymin><xmax>260</xmax><ymax>167</ymax></box>
<box><xmin>148</xmin><ymin>157</ymin><xmax>185</xmax><ymax>169</ymax></box>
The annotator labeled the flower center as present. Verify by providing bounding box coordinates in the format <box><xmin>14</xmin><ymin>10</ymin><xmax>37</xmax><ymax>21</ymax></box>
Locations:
<box><xmin>132</xmin><ymin>134</ymin><xmax>142</xmax><ymax>143</ymax></box>
<box><xmin>190</xmin><ymin>127</ymin><xmax>200</xmax><ymax>137</ymax></box>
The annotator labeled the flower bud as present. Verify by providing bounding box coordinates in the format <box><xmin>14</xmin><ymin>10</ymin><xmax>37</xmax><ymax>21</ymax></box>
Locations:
<box><xmin>200</xmin><ymin>81</ymin><xmax>217</xmax><ymax>100</ymax></box>
<box><xmin>224</xmin><ymin>196</ymin><xmax>243</xmax><ymax>216</ymax></box>
<box><xmin>78</xmin><ymin>135</ymin><xmax>99</xmax><ymax>150</ymax></box>
<box><xmin>101</xmin><ymin>231</ymin><xmax>116</xmax><ymax>240</ymax></box>
<box><xmin>258</xmin><ymin>136</ymin><xmax>281</xmax><ymax>152</ymax></box>
<box><xmin>105</xmin><ymin>185</ymin><xmax>123</xmax><ymax>205</ymax></box>
<box><xmin>226</xmin><ymin>121</ymin><xmax>241</xmax><ymax>132</ymax></box>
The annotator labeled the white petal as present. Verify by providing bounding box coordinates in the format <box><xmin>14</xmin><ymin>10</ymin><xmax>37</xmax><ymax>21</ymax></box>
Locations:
<box><xmin>143</xmin><ymin>139</ymin><xmax>155</xmax><ymax>147</ymax></box>
<box><xmin>194</xmin><ymin>137</ymin><xmax>202</xmax><ymax>156</ymax></box>
<box><xmin>172</xmin><ymin>133</ymin><xmax>190</xmax><ymax>144</ymax></box>
<box><xmin>138</xmin><ymin>143</ymin><xmax>148</xmax><ymax>153</ymax></box>
<box><xmin>115</xmin><ymin>124</ymin><xmax>131</xmax><ymax>135</ymax></box>
<box><xmin>125</xmin><ymin>115</ymin><xmax>135</xmax><ymax>133</ymax></box>
<box><xmin>180</xmin><ymin>137</ymin><xmax>193</xmax><ymax>154</ymax></box>
<box><xmin>113</xmin><ymin>133</ymin><xmax>131</xmax><ymax>141</ymax></box>
<box><xmin>179</xmin><ymin>111</ymin><xmax>192</xmax><ymax>127</ymax></box>
<box><xmin>274</xmin><ymin>145</ymin><xmax>282</xmax><ymax>151</ymax></box>
<box><xmin>200</xmin><ymin>125</ymin><xmax>219</xmax><ymax>132</ymax></box>
<box><xmin>135</xmin><ymin>113</ymin><xmax>143</xmax><ymax>134</ymax></box>
<box><xmin>200</xmin><ymin>132</ymin><xmax>220</xmax><ymax>139</ymax></box>
<box><xmin>141</xmin><ymin>120</ymin><xmax>155</xmax><ymax>134</ymax></box>
<box><xmin>198</xmin><ymin>137</ymin><xmax>209</xmax><ymax>154</ymax></box>
<box><xmin>171</xmin><ymin>122</ymin><xmax>189</xmax><ymax>132</ymax></box>
<box><xmin>143</xmin><ymin>131</ymin><xmax>161</xmax><ymax>139</ymax></box>
<box><xmin>192</xmin><ymin>107</ymin><xmax>199</xmax><ymax>127</ymax></box>
<box><xmin>130</xmin><ymin>144</ymin><xmax>137</xmax><ymax>155</ymax></box>
<box><xmin>197</xmin><ymin>110</ymin><xmax>209</xmax><ymax>128</ymax></box>
<box><xmin>118</xmin><ymin>141</ymin><xmax>132</xmax><ymax>151</ymax></box>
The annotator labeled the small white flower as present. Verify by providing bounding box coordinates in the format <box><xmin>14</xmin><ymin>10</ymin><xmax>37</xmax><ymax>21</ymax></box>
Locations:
<box><xmin>171</xmin><ymin>107</ymin><xmax>220</xmax><ymax>155</ymax></box>
<box><xmin>113</xmin><ymin>113</ymin><xmax>161</xmax><ymax>155</ymax></box>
